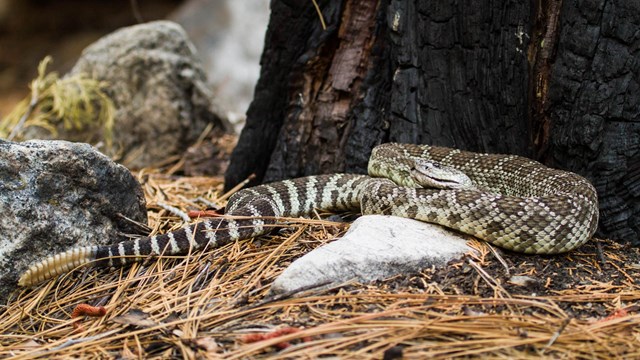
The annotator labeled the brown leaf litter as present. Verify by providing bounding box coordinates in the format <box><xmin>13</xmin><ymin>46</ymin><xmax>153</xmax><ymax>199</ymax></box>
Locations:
<box><xmin>1</xmin><ymin>171</ymin><xmax>640</xmax><ymax>359</ymax></box>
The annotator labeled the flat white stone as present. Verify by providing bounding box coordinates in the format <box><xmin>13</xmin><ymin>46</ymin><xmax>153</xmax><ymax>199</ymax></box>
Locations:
<box><xmin>271</xmin><ymin>215</ymin><xmax>475</xmax><ymax>294</ymax></box>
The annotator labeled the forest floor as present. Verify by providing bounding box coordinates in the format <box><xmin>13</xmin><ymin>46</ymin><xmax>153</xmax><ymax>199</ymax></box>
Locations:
<box><xmin>2</xmin><ymin>170</ymin><xmax>639</xmax><ymax>359</ymax></box>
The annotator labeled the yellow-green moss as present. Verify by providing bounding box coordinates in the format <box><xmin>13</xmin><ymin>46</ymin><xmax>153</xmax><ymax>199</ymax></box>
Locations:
<box><xmin>0</xmin><ymin>56</ymin><xmax>115</xmax><ymax>150</ymax></box>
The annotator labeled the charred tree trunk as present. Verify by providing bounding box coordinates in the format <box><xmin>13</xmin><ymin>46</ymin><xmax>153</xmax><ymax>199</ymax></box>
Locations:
<box><xmin>545</xmin><ymin>1</ymin><xmax>640</xmax><ymax>242</ymax></box>
<box><xmin>225</xmin><ymin>0</ymin><xmax>640</xmax><ymax>245</ymax></box>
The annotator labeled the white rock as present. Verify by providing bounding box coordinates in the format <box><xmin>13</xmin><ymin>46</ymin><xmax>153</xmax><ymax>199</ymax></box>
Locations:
<box><xmin>271</xmin><ymin>215</ymin><xmax>475</xmax><ymax>294</ymax></box>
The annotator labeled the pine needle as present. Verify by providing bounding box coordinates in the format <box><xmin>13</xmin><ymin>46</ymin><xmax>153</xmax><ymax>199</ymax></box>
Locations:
<box><xmin>2</xmin><ymin>172</ymin><xmax>640</xmax><ymax>359</ymax></box>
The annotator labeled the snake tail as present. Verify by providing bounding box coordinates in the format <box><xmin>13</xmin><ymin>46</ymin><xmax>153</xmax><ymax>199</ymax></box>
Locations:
<box><xmin>18</xmin><ymin>174</ymin><xmax>369</xmax><ymax>287</ymax></box>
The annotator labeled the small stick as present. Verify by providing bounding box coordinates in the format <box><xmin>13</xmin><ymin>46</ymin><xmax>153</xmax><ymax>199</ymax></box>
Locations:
<box><xmin>8</xmin><ymin>78</ymin><xmax>41</xmax><ymax>140</ymax></box>
<box><xmin>129</xmin><ymin>0</ymin><xmax>144</xmax><ymax>23</ymax></box>
<box><xmin>187</xmin><ymin>210</ymin><xmax>221</xmax><ymax>218</ymax></box>
<box><xmin>218</xmin><ymin>173</ymin><xmax>256</xmax><ymax>203</ymax></box>
<box><xmin>254</xmin><ymin>281</ymin><xmax>333</xmax><ymax>306</ymax></box>
<box><xmin>468</xmin><ymin>259</ymin><xmax>511</xmax><ymax>299</ymax></box>
<box><xmin>543</xmin><ymin>317</ymin><xmax>571</xmax><ymax>351</ymax></box>
<box><xmin>241</xmin><ymin>327</ymin><xmax>312</xmax><ymax>349</ymax></box>
<box><xmin>486</xmin><ymin>243</ymin><xmax>510</xmax><ymax>275</ymax></box>
<box><xmin>50</xmin><ymin>328</ymin><xmax>120</xmax><ymax>351</ymax></box>
<box><xmin>116</xmin><ymin>213</ymin><xmax>152</xmax><ymax>233</ymax></box>
<box><xmin>595</xmin><ymin>240</ymin><xmax>608</xmax><ymax>268</ymax></box>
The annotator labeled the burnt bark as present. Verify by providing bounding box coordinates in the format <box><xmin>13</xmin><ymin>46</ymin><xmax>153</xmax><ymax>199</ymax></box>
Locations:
<box><xmin>226</xmin><ymin>0</ymin><xmax>640</xmax><ymax>244</ymax></box>
<box><xmin>546</xmin><ymin>0</ymin><xmax>640</xmax><ymax>242</ymax></box>
<box><xmin>224</xmin><ymin>0</ymin><xmax>348</xmax><ymax>189</ymax></box>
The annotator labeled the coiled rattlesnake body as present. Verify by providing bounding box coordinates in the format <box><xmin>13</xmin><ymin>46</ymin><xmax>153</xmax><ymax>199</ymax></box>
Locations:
<box><xmin>18</xmin><ymin>143</ymin><xmax>599</xmax><ymax>287</ymax></box>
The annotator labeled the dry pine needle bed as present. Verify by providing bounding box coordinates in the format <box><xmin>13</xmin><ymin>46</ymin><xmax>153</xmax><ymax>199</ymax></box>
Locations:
<box><xmin>1</xmin><ymin>171</ymin><xmax>640</xmax><ymax>359</ymax></box>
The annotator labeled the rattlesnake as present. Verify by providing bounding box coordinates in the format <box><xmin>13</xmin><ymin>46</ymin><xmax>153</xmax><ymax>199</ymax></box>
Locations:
<box><xmin>18</xmin><ymin>143</ymin><xmax>599</xmax><ymax>287</ymax></box>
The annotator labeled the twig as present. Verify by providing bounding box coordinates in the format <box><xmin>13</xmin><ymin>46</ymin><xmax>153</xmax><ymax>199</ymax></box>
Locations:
<box><xmin>245</xmin><ymin>280</ymin><xmax>345</xmax><ymax>310</ymax></box>
<box><xmin>129</xmin><ymin>0</ymin><xmax>144</xmax><ymax>23</ymax></box>
<box><xmin>240</xmin><ymin>327</ymin><xmax>312</xmax><ymax>349</ymax></box>
<box><xmin>187</xmin><ymin>209</ymin><xmax>220</xmax><ymax>218</ymax></box>
<box><xmin>486</xmin><ymin>243</ymin><xmax>510</xmax><ymax>275</ymax></box>
<box><xmin>595</xmin><ymin>240</ymin><xmax>608</xmax><ymax>268</ymax></box>
<box><xmin>192</xmin><ymin>261</ymin><xmax>212</xmax><ymax>290</ymax></box>
<box><xmin>311</xmin><ymin>0</ymin><xmax>327</xmax><ymax>30</ymax></box>
<box><xmin>116</xmin><ymin>213</ymin><xmax>152</xmax><ymax>233</ymax></box>
<box><xmin>49</xmin><ymin>328</ymin><xmax>121</xmax><ymax>351</ymax></box>
<box><xmin>468</xmin><ymin>259</ymin><xmax>511</xmax><ymax>299</ymax></box>
<box><xmin>218</xmin><ymin>173</ymin><xmax>256</xmax><ymax>203</ymax></box>
<box><xmin>542</xmin><ymin>317</ymin><xmax>571</xmax><ymax>352</ymax></box>
<box><xmin>8</xmin><ymin>81</ymin><xmax>40</xmax><ymax>140</ymax></box>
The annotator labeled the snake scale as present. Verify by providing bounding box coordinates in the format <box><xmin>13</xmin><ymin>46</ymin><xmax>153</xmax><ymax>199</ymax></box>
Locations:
<box><xmin>18</xmin><ymin>143</ymin><xmax>599</xmax><ymax>287</ymax></box>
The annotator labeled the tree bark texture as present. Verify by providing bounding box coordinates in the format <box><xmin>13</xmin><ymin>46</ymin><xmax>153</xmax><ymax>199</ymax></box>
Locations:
<box><xmin>546</xmin><ymin>0</ymin><xmax>639</xmax><ymax>242</ymax></box>
<box><xmin>225</xmin><ymin>0</ymin><xmax>640</xmax><ymax>244</ymax></box>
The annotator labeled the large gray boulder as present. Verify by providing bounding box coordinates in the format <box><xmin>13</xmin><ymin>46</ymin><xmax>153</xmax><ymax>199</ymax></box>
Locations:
<box><xmin>0</xmin><ymin>140</ymin><xmax>147</xmax><ymax>303</ymax></box>
<box><xmin>61</xmin><ymin>20</ymin><xmax>230</xmax><ymax>169</ymax></box>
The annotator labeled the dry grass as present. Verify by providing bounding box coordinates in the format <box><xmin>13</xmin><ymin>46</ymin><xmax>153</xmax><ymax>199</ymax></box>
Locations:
<box><xmin>1</xmin><ymin>172</ymin><xmax>640</xmax><ymax>359</ymax></box>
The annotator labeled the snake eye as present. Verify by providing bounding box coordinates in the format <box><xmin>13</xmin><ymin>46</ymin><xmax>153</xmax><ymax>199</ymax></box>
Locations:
<box><xmin>422</xmin><ymin>162</ymin><xmax>441</xmax><ymax>170</ymax></box>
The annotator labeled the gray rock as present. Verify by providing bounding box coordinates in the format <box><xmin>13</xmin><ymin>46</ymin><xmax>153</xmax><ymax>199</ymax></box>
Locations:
<box><xmin>271</xmin><ymin>215</ymin><xmax>475</xmax><ymax>294</ymax></box>
<box><xmin>509</xmin><ymin>275</ymin><xmax>539</xmax><ymax>287</ymax></box>
<box><xmin>0</xmin><ymin>139</ymin><xmax>147</xmax><ymax>303</ymax></box>
<box><xmin>61</xmin><ymin>20</ymin><xmax>231</xmax><ymax>168</ymax></box>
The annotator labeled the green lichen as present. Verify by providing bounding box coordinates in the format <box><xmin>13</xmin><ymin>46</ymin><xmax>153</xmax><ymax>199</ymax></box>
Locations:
<box><xmin>0</xmin><ymin>56</ymin><xmax>115</xmax><ymax>151</ymax></box>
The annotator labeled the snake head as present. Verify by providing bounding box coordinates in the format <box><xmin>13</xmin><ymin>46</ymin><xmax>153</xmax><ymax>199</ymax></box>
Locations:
<box><xmin>411</xmin><ymin>159</ymin><xmax>475</xmax><ymax>190</ymax></box>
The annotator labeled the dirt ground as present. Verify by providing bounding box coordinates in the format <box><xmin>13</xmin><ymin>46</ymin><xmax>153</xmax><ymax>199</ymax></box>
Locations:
<box><xmin>425</xmin><ymin>238</ymin><xmax>639</xmax><ymax>319</ymax></box>
<box><xmin>2</xmin><ymin>171</ymin><xmax>639</xmax><ymax>359</ymax></box>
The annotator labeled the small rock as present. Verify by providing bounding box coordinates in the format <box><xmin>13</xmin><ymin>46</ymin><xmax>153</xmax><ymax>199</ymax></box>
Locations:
<box><xmin>270</xmin><ymin>215</ymin><xmax>475</xmax><ymax>294</ymax></box>
<box><xmin>508</xmin><ymin>275</ymin><xmax>539</xmax><ymax>287</ymax></box>
<box><xmin>0</xmin><ymin>140</ymin><xmax>147</xmax><ymax>303</ymax></box>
